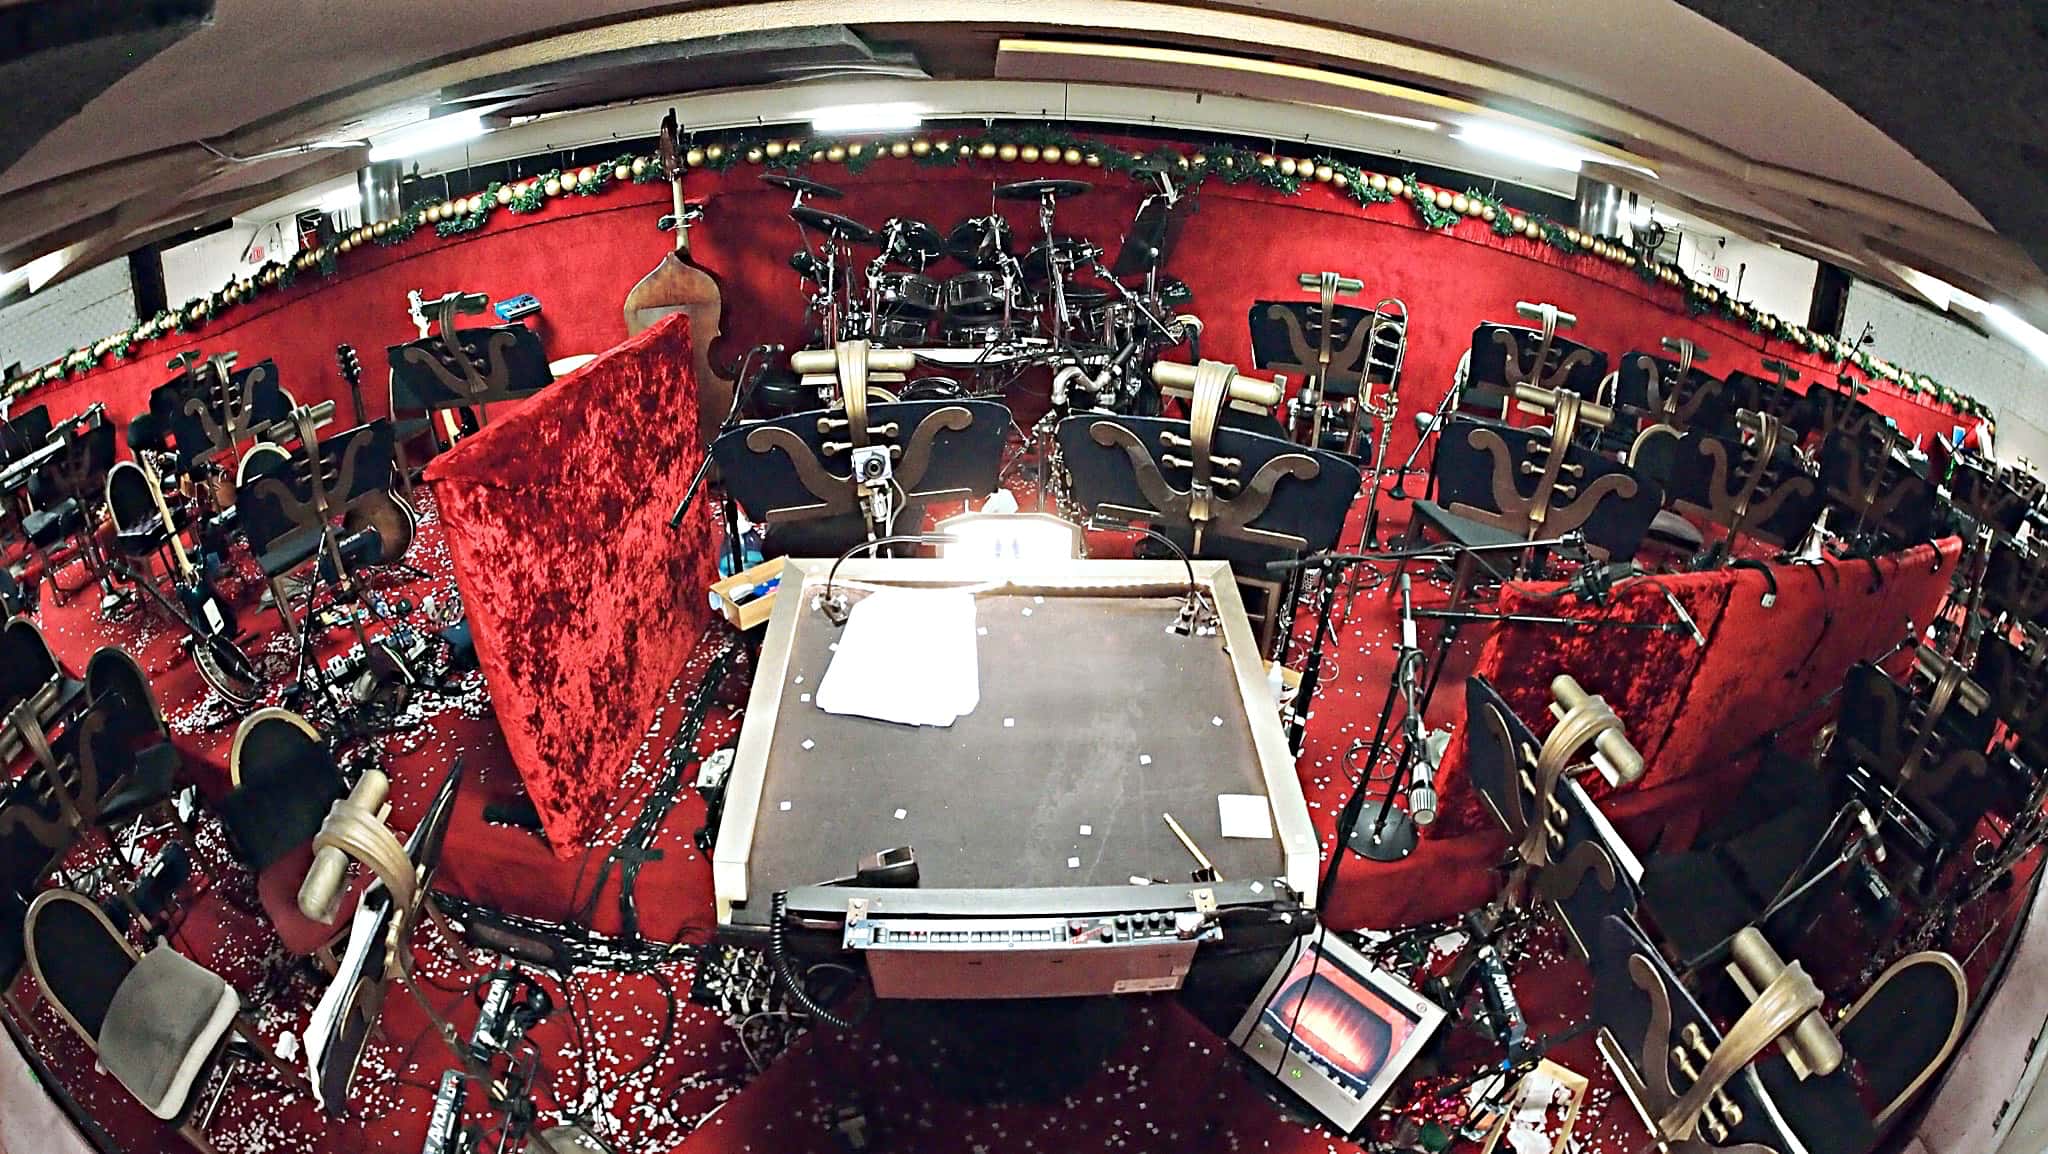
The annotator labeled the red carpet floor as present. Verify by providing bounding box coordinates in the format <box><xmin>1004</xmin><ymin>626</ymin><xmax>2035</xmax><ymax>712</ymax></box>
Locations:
<box><xmin>6</xmin><ymin>477</ymin><xmax>2036</xmax><ymax>1154</ymax></box>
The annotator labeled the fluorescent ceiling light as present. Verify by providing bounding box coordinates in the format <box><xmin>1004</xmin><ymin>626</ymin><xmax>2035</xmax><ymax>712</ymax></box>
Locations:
<box><xmin>809</xmin><ymin>102</ymin><xmax>923</xmax><ymax>134</ymax></box>
<box><xmin>1452</xmin><ymin>122</ymin><xmax>1590</xmax><ymax>173</ymax></box>
<box><xmin>368</xmin><ymin>110</ymin><xmax>484</xmax><ymax>162</ymax></box>
<box><xmin>1307</xmin><ymin>103</ymin><xmax>1439</xmax><ymax>133</ymax></box>
<box><xmin>1978</xmin><ymin>302</ymin><xmax>2048</xmax><ymax>370</ymax></box>
<box><xmin>316</xmin><ymin>186</ymin><xmax>362</xmax><ymax>214</ymax></box>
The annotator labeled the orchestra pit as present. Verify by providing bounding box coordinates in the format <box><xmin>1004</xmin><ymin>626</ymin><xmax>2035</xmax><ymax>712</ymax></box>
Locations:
<box><xmin>1</xmin><ymin>5</ymin><xmax>2047</xmax><ymax>1153</ymax></box>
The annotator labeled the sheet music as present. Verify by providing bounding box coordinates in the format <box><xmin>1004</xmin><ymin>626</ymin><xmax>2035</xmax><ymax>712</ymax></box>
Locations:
<box><xmin>814</xmin><ymin>587</ymin><xmax>979</xmax><ymax>727</ymax></box>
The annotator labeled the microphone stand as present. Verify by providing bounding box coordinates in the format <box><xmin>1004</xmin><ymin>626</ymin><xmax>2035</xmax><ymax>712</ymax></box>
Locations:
<box><xmin>1284</xmin><ymin>551</ymin><xmax>1375</xmax><ymax>755</ymax></box>
<box><xmin>1387</xmin><ymin>380</ymin><xmax>1463</xmax><ymax>502</ymax></box>
<box><xmin>1326</xmin><ymin>574</ymin><xmax>1426</xmax><ymax>893</ymax></box>
<box><xmin>669</xmin><ymin>345</ymin><xmax>779</xmax><ymax>578</ymax></box>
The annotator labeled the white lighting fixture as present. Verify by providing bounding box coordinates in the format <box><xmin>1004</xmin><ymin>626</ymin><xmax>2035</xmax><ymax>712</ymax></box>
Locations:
<box><xmin>1452</xmin><ymin>122</ymin><xmax>1590</xmax><ymax>173</ymax></box>
<box><xmin>367</xmin><ymin>110</ymin><xmax>485</xmax><ymax>162</ymax></box>
<box><xmin>937</xmin><ymin>512</ymin><xmax>1083</xmax><ymax>563</ymax></box>
<box><xmin>11</xmin><ymin>249</ymin><xmax>70</xmax><ymax>294</ymax></box>
<box><xmin>316</xmin><ymin>186</ymin><xmax>363</xmax><ymax>214</ymax></box>
<box><xmin>1979</xmin><ymin>302</ymin><xmax>2048</xmax><ymax>370</ymax></box>
<box><xmin>809</xmin><ymin>102</ymin><xmax>923</xmax><ymax>135</ymax></box>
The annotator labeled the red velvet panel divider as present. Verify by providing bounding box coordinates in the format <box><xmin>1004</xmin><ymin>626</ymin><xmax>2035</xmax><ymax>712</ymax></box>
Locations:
<box><xmin>424</xmin><ymin>314</ymin><xmax>719</xmax><ymax>854</ymax></box>
<box><xmin>1430</xmin><ymin>537</ymin><xmax>1961</xmax><ymax>840</ymax></box>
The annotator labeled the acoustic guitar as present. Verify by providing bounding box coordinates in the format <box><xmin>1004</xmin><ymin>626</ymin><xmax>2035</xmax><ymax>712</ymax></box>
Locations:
<box><xmin>623</xmin><ymin>109</ymin><xmax>732</xmax><ymax>444</ymax></box>
<box><xmin>136</xmin><ymin>451</ymin><xmax>262</xmax><ymax>707</ymax></box>
<box><xmin>333</xmin><ymin>345</ymin><xmax>418</xmax><ymax>566</ymax></box>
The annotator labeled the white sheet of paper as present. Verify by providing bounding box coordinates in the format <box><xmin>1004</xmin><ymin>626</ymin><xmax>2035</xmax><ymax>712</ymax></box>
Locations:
<box><xmin>1218</xmin><ymin>793</ymin><xmax>1274</xmax><ymax>840</ymax></box>
<box><xmin>815</xmin><ymin>587</ymin><xmax>980</xmax><ymax>726</ymax></box>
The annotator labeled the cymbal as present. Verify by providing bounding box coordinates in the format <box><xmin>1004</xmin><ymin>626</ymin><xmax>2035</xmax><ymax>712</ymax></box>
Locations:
<box><xmin>762</xmin><ymin>173</ymin><xmax>845</xmax><ymax>199</ymax></box>
<box><xmin>881</xmin><ymin>218</ymin><xmax>946</xmax><ymax>266</ymax></box>
<box><xmin>995</xmin><ymin>178</ymin><xmax>1092</xmax><ymax>201</ymax></box>
<box><xmin>946</xmin><ymin>216</ymin><xmax>1014</xmax><ymax>268</ymax></box>
<box><xmin>791</xmin><ymin>204</ymin><xmax>877</xmax><ymax>243</ymax></box>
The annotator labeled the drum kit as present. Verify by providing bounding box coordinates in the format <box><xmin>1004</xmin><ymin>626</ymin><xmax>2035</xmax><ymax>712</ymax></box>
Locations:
<box><xmin>774</xmin><ymin>165</ymin><xmax>1200</xmax><ymax>414</ymax></box>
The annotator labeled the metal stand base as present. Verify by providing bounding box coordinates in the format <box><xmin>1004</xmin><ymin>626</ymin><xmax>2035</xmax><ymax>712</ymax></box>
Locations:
<box><xmin>1349</xmin><ymin>806</ymin><xmax>1419</xmax><ymax>861</ymax></box>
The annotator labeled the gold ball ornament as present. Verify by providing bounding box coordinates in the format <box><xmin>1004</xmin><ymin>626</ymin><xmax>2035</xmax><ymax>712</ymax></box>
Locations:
<box><xmin>705</xmin><ymin>145</ymin><xmax>724</xmax><ymax>162</ymax></box>
<box><xmin>934</xmin><ymin>138</ymin><xmax>952</xmax><ymax>153</ymax></box>
<box><xmin>632</xmin><ymin>156</ymin><xmax>649</xmax><ymax>176</ymax></box>
<box><xmin>1257</xmin><ymin>153</ymin><xmax>1276</xmax><ymax>168</ymax></box>
<box><xmin>466</xmin><ymin>195</ymin><xmax>483</xmax><ymax>214</ymax></box>
<box><xmin>425</xmin><ymin>205</ymin><xmax>441</xmax><ymax>223</ymax></box>
<box><xmin>577</xmin><ymin>166</ymin><xmax>596</xmax><ymax>186</ymax></box>
<box><xmin>1564</xmin><ymin>228</ymin><xmax>1581</xmax><ymax>246</ymax></box>
<box><xmin>826</xmin><ymin>145</ymin><xmax>845</xmax><ymax>163</ymax></box>
<box><xmin>1084</xmin><ymin>152</ymin><xmax>1101</xmax><ymax>167</ymax></box>
<box><xmin>890</xmin><ymin>141</ymin><xmax>909</xmax><ymax>158</ymax></box>
<box><xmin>684</xmin><ymin>149</ymin><xmax>704</xmax><ymax>169</ymax></box>
<box><xmin>1279</xmin><ymin>157</ymin><xmax>1298</xmax><ymax>176</ymax></box>
<box><xmin>1368</xmin><ymin>173</ymin><xmax>1388</xmax><ymax>192</ymax></box>
<box><xmin>373</xmin><ymin>221</ymin><xmax>389</xmax><ymax>237</ymax></box>
<box><xmin>745</xmin><ymin>148</ymin><xmax>763</xmax><ymax>165</ymax></box>
<box><xmin>1482</xmin><ymin>205</ymin><xmax>1497</xmax><ymax>222</ymax></box>
<box><xmin>809</xmin><ymin>149</ymin><xmax>825</xmax><ymax>163</ymax></box>
<box><xmin>1315</xmin><ymin>164</ymin><xmax>1334</xmax><ymax>182</ymax></box>
<box><xmin>847</xmin><ymin>142</ymin><xmax>864</xmax><ymax>158</ymax></box>
<box><xmin>1064</xmin><ymin>148</ymin><xmax>1083</xmax><ymax>165</ymax></box>
<box><xmin>1019</xmin><ymin>145</ymin><xmax>1040</xmax><ymax>162</ymax></box>
<box><xmin>1386</xmin><ymin>177</ymin><xmax>1405</xmax><ymax>198</ymax></box>
<box><xmin>764</xmin><ymin>141</ymin><xmax>783</xmax><ymax>159</ymax></box>
<box><xmin>496</xmin><ymin>185</ymin><xmax>514</xmax><ymax>205</ymax></box>
<box><xmin>1333</xmin><ymin>172</ymin><xmax>1349</xmax><ymax>189</ymax></box>
<box><xmin>538</xmin><ymin>177</ymin><xmax>557</xmax><ymax>196</ymax></box>
<box><xmin>558</xmin><ymin>171</ymin><xmax>578</xmax><ymax>192</ymax></box>
<box><xmin>977</xmin><ymin>142</ymin><xmax>997</xmax><ymax>160</ymax></box>
<box><xmin>1434</xmin><ymin>189</ymin><xmax>1454</xmax><ymax>210</ymax></box>
<box><xmin>997</xmin><ymin>144</ymin><xmax>1019</xmax><ymax>162</ymax></box>
<box><xmin>614</xmin><ymin>164</ymin><xmax>631</xmax><ymax>181</ymax></box>
<box><xmin>1451</xmin><ymin>193</ymin><xmax>1470</xmax><ymax>214</ymax></box>
<box><xmin>912</xmin><ymin>140</ymin><xmax>931</xmax><ymax>156</ymax></box>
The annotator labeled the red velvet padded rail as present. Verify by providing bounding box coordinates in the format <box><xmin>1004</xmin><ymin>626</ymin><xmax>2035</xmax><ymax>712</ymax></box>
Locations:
<box><xmin>1430</xmin><ymin>538</ymin><xmax>1960</xmax><ymax>838</ymax></box>
<box><xmin>424</xmin><ymin>314</ymin><xmax>720</xmax><ymax>853</ymax></box>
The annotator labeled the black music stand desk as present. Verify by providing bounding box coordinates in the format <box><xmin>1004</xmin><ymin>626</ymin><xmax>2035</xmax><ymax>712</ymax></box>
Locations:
<box><xmin>709</xmin><ymin>558</ymin><xmax>1315</xmax><ymax>1000</ymax></box>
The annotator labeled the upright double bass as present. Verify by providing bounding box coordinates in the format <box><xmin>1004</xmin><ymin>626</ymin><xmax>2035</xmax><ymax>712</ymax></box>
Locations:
<box><xmin>624</xmin><ymin>110</ymin><xmax>732</xmax><ymax>443</ymax></box>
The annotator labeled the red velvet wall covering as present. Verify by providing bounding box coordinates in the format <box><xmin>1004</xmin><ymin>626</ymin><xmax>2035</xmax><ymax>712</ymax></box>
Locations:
<box><xmin>425</xmin><ymin>314</ymin><xmax>718</xmax><ymax>854</ymax></box>
<box><xmin>1430</xmin><ymin>538</ymin><xmax>1960</xmax><ymax>839</ymax></box>
<box><xmin>24</xmin><ymin>135</ymin><xmax>1975</xmax><ymax>458</ymax></box>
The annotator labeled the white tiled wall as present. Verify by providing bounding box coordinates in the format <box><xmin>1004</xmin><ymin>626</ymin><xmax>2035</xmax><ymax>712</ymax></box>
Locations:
<box><xmin>0</xmin><ymin>261</ymin><xmax>138</xmax><ymax>380</ymax></box>
<box><xmin>1842</xmin><ymin>282</ymin><xmax>2048</xmax><ymax>467</ymax></box>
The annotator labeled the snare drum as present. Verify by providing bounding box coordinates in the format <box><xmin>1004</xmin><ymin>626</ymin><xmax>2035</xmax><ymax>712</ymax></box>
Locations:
<box><xmin>901</xmin><ymin>377</ymin><xmax>967</xmax><ymax>401</ymax></box>
<box><xmin>941</xmin><ymin>315</ymin><xmax>1013</xmax><ymax>345</ymax></box>
<box><xmin>943</xmin><ymin>271</ymin><xmax>1011</xmax><ymax>315</ymax></box>
<box><xmin>871</xmin><ymin>312</ymin><xmax>932</xmax><ymax>347</ymax></box>
<box><xmin>873</xmin><ymin>271</ymin><xmax>942</xmax><ymax>316</ymax></box>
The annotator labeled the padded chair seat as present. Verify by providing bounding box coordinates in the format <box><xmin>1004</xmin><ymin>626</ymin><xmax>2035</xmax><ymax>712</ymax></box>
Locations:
<box><xmin>96</xmin><ymin>743</ymin><xmax>180</xmax><ymax>827</ymax></box>
<box><xmin>1410</xmin><ymin>500</ymin><xmax>1527</xmax><ymax>550</ymax></box>
<box><xmin>257</xmin><ymin>842</ymin><xmax>369</xmax><ymax>956</ymax></box>
<box><xmin>1646</xmin><ymin>509</ymin><xmax>1705</xmax><ymax>551</ymax></box>
<box><xmin>1756</xmin><ymin>1056</ymin><xmax>1878</xmax><ymax>1154</ymax></box>
<box><xmin>98</xmin><ymin>945</ymin><xmax>238</xmax><ymax>1119</ymax></box>
<box><xmin>24</xmin><ymin>499</ymin><xmax>81</xmax><ymax>547</ymax></box>
<box><xmin>393</xmin><ymin>416</ymin><xmax>434</xmax><ymax>442</ymax></box>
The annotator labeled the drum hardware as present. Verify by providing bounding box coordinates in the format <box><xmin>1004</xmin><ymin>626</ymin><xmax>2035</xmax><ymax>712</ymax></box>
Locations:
<box><xmin>1001</xmin><ymin>178</ymin><xmax>1092</xmax><ymax>345</ymax></box>
<box><xmin>945</xmin><ymin>214</ymin><xmax>1014</xmax><ymax>269</ymax></box>
<box><xmin>1357</xmin><ymin>298</ymin><xmax>1410</xmax><ymax>548</ymax></box>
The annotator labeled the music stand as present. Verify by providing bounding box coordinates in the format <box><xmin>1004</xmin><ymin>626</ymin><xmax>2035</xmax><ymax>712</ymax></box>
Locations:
<box><xmin>386</xmin><ymin>292</ymin><xmax>553</xmax><ymax>453</ymax></box>
<box><xmin>1664</xmin><ymin>412</ymin><xmax>1823</xmax><ymax>557</ymax></box>
<box><xmin>1248</xmin><ymin>301</ymin><xmax>1370</xmax><ymax>398</ymax></box>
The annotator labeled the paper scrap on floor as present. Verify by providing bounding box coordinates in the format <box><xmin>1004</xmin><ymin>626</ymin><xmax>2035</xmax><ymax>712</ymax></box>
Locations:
<box><xmin>1218</xmin><ymin>793</ymin><xmax>1274</xmax><ymax>839</ymax></box>
<box><xmin>815</xmin><ymin>587</ymin><xmax>980</xmax><ymax>726</ymax></box>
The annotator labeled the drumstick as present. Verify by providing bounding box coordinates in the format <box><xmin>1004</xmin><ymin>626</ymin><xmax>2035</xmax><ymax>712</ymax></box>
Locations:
<box><xmin>1162</xmin><ymin>811</ymin><xmax>1221</xmax><ymax>882</ymax></box>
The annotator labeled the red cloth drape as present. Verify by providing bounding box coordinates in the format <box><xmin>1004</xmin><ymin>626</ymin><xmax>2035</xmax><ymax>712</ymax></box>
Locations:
<box><xmin>425</xmin><ymin>314</ymin><xmax>719</xmax><ymax>853</ymax></box>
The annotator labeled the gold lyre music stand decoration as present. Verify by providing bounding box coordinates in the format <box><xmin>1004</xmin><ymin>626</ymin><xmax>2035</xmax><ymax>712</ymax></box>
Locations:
<box><xmin>1278</xmin><ymin>271</ymin><xmax>1362</xmax><ymax>449</ymax></box>
<box><xmin>1498</xmin><ymin>301</ymin><xmax>1597</xmax><ymax>398</ymax></box>
<box><xmin>1082</xmin><ymin>358</ymin><xmax>1316</xmax><ymax>555</ymax></box>
<box><xmin>1672</xmin><ymin>408</ymin><xmax>1817</xmax><ymax>553</ymax></box>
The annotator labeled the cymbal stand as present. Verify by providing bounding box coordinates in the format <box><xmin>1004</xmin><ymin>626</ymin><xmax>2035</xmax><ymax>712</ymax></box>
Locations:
<box><xmin>1327</xmin><ymin>572</ymin><xmax>1429</xmax><ymax>873</ymax></box>
<box><xmin>1388</xmin><ymin>376</ymin><xmax>1463</xmax><ymax>504</ymax></box>
<box><xmin>1034</xmin><ymin>187</ymin><xmax>1074</xmax><ymax>346</ymax></box>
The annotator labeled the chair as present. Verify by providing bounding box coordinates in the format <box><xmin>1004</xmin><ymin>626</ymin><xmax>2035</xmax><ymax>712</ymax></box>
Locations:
<box><xmin>104</xmin><ymin>460</ymin><xmax>181</xmax><ymax>602</ymax></box>
<box><xmin>1636</xmin><ymin>747</ymin><xmax>1840</xmax><ymax>967</ymax></box>
<box><xmin>1663</xmin><ymin>412</ymin><xmax>1824</xmax><ymax>556</ymax></box>
<box><xmin>25</xmin><ymin>888</ymin><xmax>293</xmax><ymax>1149</ymax></box>
<box><xmin>235</xmin><ymin>442</ymin><xmax>321</xmax><ymax>626</ymax></box>
<box><xmin>1834</xmin><ymin>951</ymin><xmax>1966</xmax><ymax>1129</ymax></box>
<box><xmin>1612</xmin><ymin>349</ymin><xmax>1733</xmax><ymax>439</ymax></box>
<box><xmin>216</xmin><ymin>710</ymin><xmax>363</xmax><ymax>961</ymax></box>
<box><xmin>1403</xmin><ymin>412</ymin><xmax>1662</xmax><ymax>627</ymax></box>
<box><xmin>0</xmin><ymin>616</ymin><xmax>87</xmax><ymax>767</ymax></box>
<box><xmin>21</xmin><ymin>410</ymin><xmax>115</xmax><ymax>604</ymax></box>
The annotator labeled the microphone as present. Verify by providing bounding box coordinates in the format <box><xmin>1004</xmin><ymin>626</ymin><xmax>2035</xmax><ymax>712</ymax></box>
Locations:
<box><xmin>1853</xmin><ymin>802</ymin><xmax>1886</xmax><ymax>864</ymax></box>
<box><xmin>1662</xmin><ymin>586</ymin><xmax>1707</xmax><ymax>647</ymax></box>
<box><xmin>1398</xmin><ymin>572</ymin><xmax>1416</xmax><ymax>652</ymax></box>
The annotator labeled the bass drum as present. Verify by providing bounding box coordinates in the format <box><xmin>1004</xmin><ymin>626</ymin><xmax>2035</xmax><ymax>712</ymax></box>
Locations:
<box><xmin>750</xmin><ymin>368</ymin><xmax>811</xmax><ymax>416</ymax></box>
<box><xmin>190</xmin><ymin>634</ymin><xmax>262</xmax><ymax>708</ymax></box>
<box><xmin>873</xmin><ymin>271</ymin><xmax>942</xmax><ymax>316</ymax></box>
<box><xmin>941</xmin><ymin>316</ymin><xmax>1013</xmax><ymax>346</ymax></box>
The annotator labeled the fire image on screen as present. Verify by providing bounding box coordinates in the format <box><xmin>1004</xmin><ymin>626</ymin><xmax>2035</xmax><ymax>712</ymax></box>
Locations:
<box><xmin>1258</xmin><ymin>942</ymin><xmax>1419</xmax><ymax>1097</ymax></box>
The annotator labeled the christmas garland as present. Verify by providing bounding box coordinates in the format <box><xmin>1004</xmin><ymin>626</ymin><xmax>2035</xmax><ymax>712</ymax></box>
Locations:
<box><xmin>4</xmin><ymin>125</ymin><xmax>1992</xmax><ymax>422</ymax></box>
